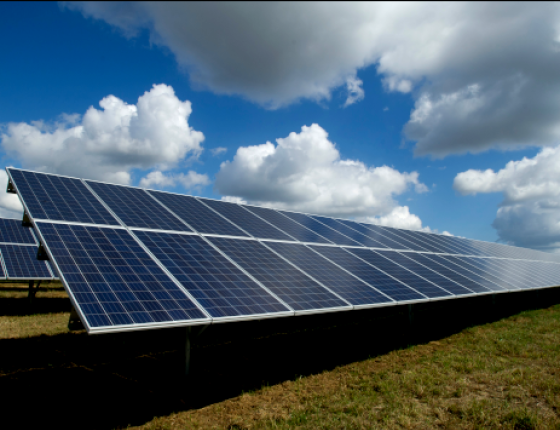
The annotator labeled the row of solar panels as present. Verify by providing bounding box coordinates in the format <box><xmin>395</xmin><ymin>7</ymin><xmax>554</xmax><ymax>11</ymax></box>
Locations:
<box><xmin>7</xmin><ymin>168</ymin><xmax>560</xmax><ymax>263</ymax></box>
<box><xmin>0</xmin><ymin>218</ymin><xmax>56</xmax><ymax>280</ymax></box>
<box><xmin>6</xmin><ymin>168</ymin><xmax>560</xmax><ymax>334</ymax></box>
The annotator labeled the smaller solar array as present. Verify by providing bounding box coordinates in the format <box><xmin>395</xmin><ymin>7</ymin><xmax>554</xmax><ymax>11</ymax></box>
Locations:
<box><xmin>0</xmin><ymin>218</ymin><xmax>56</xmax><ymax>280</ymax></box>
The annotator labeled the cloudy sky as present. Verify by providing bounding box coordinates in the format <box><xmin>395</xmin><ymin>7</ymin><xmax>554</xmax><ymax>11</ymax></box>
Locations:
<box><xmin>2</xmin><ymin>2</ymin><xmax>560</xmax><ymax>251</ymax></box>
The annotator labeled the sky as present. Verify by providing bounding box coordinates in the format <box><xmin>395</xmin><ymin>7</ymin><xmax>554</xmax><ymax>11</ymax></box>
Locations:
<box><xmin>1</xmin><ymin>2</ymin><xmax>560</xmax><ymax>252</ymax></box>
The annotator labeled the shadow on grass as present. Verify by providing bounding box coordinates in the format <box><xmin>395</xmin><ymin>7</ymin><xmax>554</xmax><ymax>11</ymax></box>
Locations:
<box><xmin>1</xmin><ymin>288</ymin><xmax>559</xmax><ymax>429</ymax></box>
<box><xmin>0</xmin><ymin>297</ymin><xmax>71</xmax><ymax>316</ymax></box>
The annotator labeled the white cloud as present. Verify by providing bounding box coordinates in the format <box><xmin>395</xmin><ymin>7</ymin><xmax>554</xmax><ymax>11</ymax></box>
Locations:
<box><xmin>67</xmin><ymin>3</ymin><xmax>560</xmax><ymax>156</ymax></box>
<box><xmin>220</xmin><ymin>196</ymin><xmax>247</xmax><ymax>204</ymax></box>
<box><xmin>453</xmin><ymin>146</ymin><xmax>560</xmax><ymax>250</ymax></box>
<box><xmin>1</xmin><ymin>84</ymin><xmax>205</xmax><ymax>185</ymax></box>
<box><xmin>215</xmin><ymin>123</ymin><xmax>428</xmax><ymax>221</ymax></box>
<box><xmin>343</xmin><ymin>76</ymin><xmax>365</xmax><ymax>107</ymax></box>
<box><xmin>139</xmin><ymin>170</ymin><xmax>210</xmax><ymax>190</ymax></box>
<box><xmin>359</xmin><ymin>206</ymin><xmax>424</xmax><ymax>231</ymax></box>
<box><xmin>0</xmin><ymin>170</ymin><xmax>24</xmax><ymax>218</ymax></box>
<box><xmin>210</xmin><ymin>147</ymin><xmax>227</xmax><ymax>156</ymax></box>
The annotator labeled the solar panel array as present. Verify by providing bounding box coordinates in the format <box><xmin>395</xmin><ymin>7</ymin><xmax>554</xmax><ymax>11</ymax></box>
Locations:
<box><xmin>0</xmin><ymin>217</ymin><xmax>56</xmax><ymax>280</ymax></box>
<box><xmin>7</xmin><ymin>168</ymin><xmax>560</xmax><ymax>334</ymax></box>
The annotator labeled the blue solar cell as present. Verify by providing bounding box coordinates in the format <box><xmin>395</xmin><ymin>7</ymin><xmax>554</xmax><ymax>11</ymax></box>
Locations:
<box><xmin>8</xmin><ymin>169</ymin><xmax>118</xmax><ymax>225</ymax></box>
<box><xmin>148</xmin><ymin>191</ymin><xmax>249</xmax><ymax>237</ymax></box>
<box><xmin>279</xmin><ymin>211</ymin><xmax>362</xmax><ymax>246</ymax></box>
<box><xmin>358</xmin><ymin>223</ymin><xmax>429</xmax><ymax>252</ymax></box>
<box><xmin>373</xmin><ymin>226</ymin><xmax>441</xmax><ymax>253</ymax></box>
<box><xmin>411</xmin><ymin>232</ymin><xmax>469</xmax><ymax>255</ymax></box>
<box><xmin>265</xmin><ymin>241</ymin><xmax>393</xmax><ymax>306</ymax></box>
<box><xmin>402</xmin><ymin>252</ymin><xmax>491</xmax><ymax>293</ymax></box>
<box><xmin>35</xmin><ymin>222</ymin><xmax>207</xmax><ymax>330</ymax></box>
<box><xmin>439</xmin><ymin>236</ymin><xmax>488</xmax><ymax>256</ymax></box>
<box><xmin>374</xmin><ymin>250</ymin><xmax>474</xmax><ymax>296</ymax></box>
<box><xmin>0</xmin><ymin>244</ymin><xmax>52</xmax><ymax>279</ymax></box>
<box><xmin>200</xmin><ymin>199</ymin><xmax>295</xmax><ymax>241</ymax></box>
<box><xmin>244</xmin><ymin>205</ymin><xmax>332</xmax><ymax>244</ymax></box>
<box><xmin>207</xmin><ymin>237</ymin><xmax>349</xmax><ymax>312</ymax></box>
<box><xmin>0</xmin><ymin>218</ymin><xmax>36</xmax><ymax>244</ymax></box>
<box><xmin>346</xmin><ymin>248</ymin><xmax>452</xmax><ymax>298</ymax></box>
<box><xmin>309</xmin><ymin>245</ymin><xmax>425</xmax><ymax>302</ymax></box>
<box><xmin>134</xmin><ymin>231</ymin><xmax>290</xmax><ymax>318</ymax></box>
<box><xmin>439</xmin><ymin>255</ymin><xmax>514</xmax><ymax>291</ymax></box>
<box><xmin>391</xmin><ymin>229</ymin><xmax>451</xmax><ymax>254</ymax></box>
<box><xmin>336</xmin><ymin>219</ymin><xmax>411</xmax><ymax>250</ymax></box>
<box><xmin>311</xmin><ymin>216</ymin><xmax>389</xmax><ymax>248</ymax></box>
<box><xmin>86</xmin><ymin>182</ymin><xmax>192</xmax><ymax>232</ymax></box>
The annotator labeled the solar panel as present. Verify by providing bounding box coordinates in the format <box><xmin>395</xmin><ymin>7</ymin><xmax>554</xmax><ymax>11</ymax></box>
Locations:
<box><xmin>336</xmin><ymin>219</ymin><xmax>412</xmax><ymax>250</ymax></box>
<box><xmin>0</xmin><ymin>218</ymin><xmax>36</xmax><ymax>244</ymax></box>
<box><xmin>460</xmin><ymin>257</ymin><xmax>536</xmax><ymax>290</ymax></box>
<box><xmin>86</xmin><ymin>181</ymin><xmax>192</xmax><ymax>232</ymax></box>
<box><xmin>311</xmin><ymin>215</ymin><xmax>390</xmax><ymax>248</ymax></box>
<box><xmin>309</xmin><ymin>245</ymin><xmax>426</xmax><ymax>302</ymax></box>
<box><xmin>345</xmin><ymin>248</ymin><xmax>453</xmax><ymax>299</ymax></box>
<box><xmin>133</xmin><ymin>231</ymin><xmax>292</xmax><ymax>319</ymax></box>
<box><xmin>243</xmin><ymin>205</ymin><xmax>333</xmax><ymax>244</ymax></box>
<box><xmin>0</xmin><ymin>244</ymin><xmax>53</xmax><ymax>279</ymax></box>
<box><xmin>8</xmin><ymin>169</ymin><xmax>119</xmax><ymax>225</ymax></box>
<box><xmin>411</xmin><ymin>232</ymin><xmax>472</xmax><ymax>255</ymax></box>
<box><xmin>200</xmin><ymin>199</ymin><xmax>295</xmax><ymax>241</ymax></box>
<box><xmin>265</xmin><ymin>241</ymin><xmax>394</xmax><ymax>307</ymax></box>
<box><xmin>391</xmin><ymin>229</ymin><xmax>452</xmax><ymax>254</ymax></box>
<box><xmin>147</xmin><ymin>191</ymin><xmax>249</xmax><ymax>237</ymax></box>
<box><xmin>439</xmin><ymin>255</ymin><xmax>515</xmax><ymax>291</ymax></box>
<box><xmin>280</xmin><ymin>211</ymin><xmax>362</xmax><ymax>246</ymax></box>
<box><xmin>35</xmin><ymin>222</ymin><xmax>209</xmax><ymax>331</ymax></box>
<box><xmin>358</xmin><ymin>223</ymin><xmax>429</xmax><ymax>252</ymax></box>
<box><xmin>207</xmin><ymin>237</ymin><xmax>350</xmax><ymax>312</ymax></box>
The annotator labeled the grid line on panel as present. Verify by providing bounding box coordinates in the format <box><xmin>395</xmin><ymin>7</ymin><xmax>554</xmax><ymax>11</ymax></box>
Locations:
<box><xmin>207</xmin><ymin>237</ymin><xmax>349</xmax><ymax>312</ymax></box>
<box><xmin>198</xmin><ymin>199</ymin><xmax>295</xmax><ymax>242</ymax></box>
<box><xmin>36</xmin><ymin>222</ymin><xmax>208</xmax><ymax>330</ymax></box>
<box><xmin>8</xmin><ymin>169</ymin><xmax>119</xmax><ymax>225</ymax></box>
<box><xmin>133</xmin><ymin>231</ymin><xmax>291</xmax><ymax>319</ymax></box>
<box><xmin>390</xmin><ymin>229</ymin><xmax>451</xmax><ymax>254</ymax></box>
<box><xmin>515</xmin><ymin>260</ymin><xmax>560</xmax><ymax>287</ymax></box>
<box><xmin>279</xmin><ymin>211</ymin><xmax>363</xmax><ymax>247</ymax></box>
<box><xmin>335</xmin><ymin>219</ymin><xmax>412</xmax><ymax>250</ymax></box>
<box><xmin>439</xmin><ymin>255</ymin><xmax>515</xmax><ymax>291</ymax></box>
<box><xmin>265</xmin><ymin>241</ymin><xmax>394</xmax><ymax>307</ymax></box>
<box><xmin>85</xmin><ymin>181</ymin><xmax>192</xmax><ymax>232</ymax></box>
<box><xmin>243</xmin><ymin>205</ymin><xmax>333</xmax><ymax>244</ymax></box>
<box><xmin>346</xmin><ymin>248</ymin><xmax>453</xmax><ymax>299</ymax></box>
<box><xmin>310</xmin><ymin>215</ymin><xmax>390</xmax><ymax>249</ymax></box>
<box><xmin>462</xmin><ymin>257</ymin><xmax>536</xmax><ymax>290</ymax></box>
<box><xmin>0</xmin><ymin>244</ymin><xmax>52</xmax><ymax>279</ymax></box>
<box><xmin>358</xmin><ymin>223</ymin><xmax>430</xmax><ymax>252</ymax></box>
<box><xmin>411</xmin><ymin>231</ymin><xmax>471</xmax><ymax>256</ymax></box>
<box><xmin>0</xmin><ymin>218</ymin><xmax>36</xmax><ymax>244</ymax></box>
<box><xmin>147</xmin><ymin>191</ymin><xmax>249</xmax><ymax>237</ymax></box>
<box><xmin>309</xmin><ymin>245</ymin><xmax>426</xmax><ymax>302</ymax></box>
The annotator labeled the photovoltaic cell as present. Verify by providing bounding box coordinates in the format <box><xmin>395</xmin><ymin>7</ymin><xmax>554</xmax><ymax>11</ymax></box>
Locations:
<box><xmin>86</xmin><ymin>182</ymin><xmax>192</xmax><ymax>232</ymax></box>
<box><xmin>8</xmin><ymin>169</ymin><xmax>118</xmax><ymax>225</ymax></box>
<box><xmin>376</xmin><ymin>250</ymin><xmax>474</xmax><ymax>296</ymax></box>
<box><xmin>439</xmin><ymin>255</ymin><xmax>513</xmax><ymax>291</ymax></box>
<box><xmin>0</xmin><ymin>218</ymin><xmax>36</xmax><ymax>244</ymax></box>
<box><xmin>392</xmin><ymin>229</ymin><xmax>450</xmax><ymax>254</ymax></box>
<box><xmin>208</xmin><ymin>237</ymin><xmax>349</xmax><ymax>312</ymax></box>
<box><xmin>460</xmin><ymin>257</ymin><xmax>534</xmax><ymax>290</ymax></box>
<box><xmin>134</xmin><ymin>231</ymin><xmax>290</xmax><ymax>318</ymax></box>
<box><xmin>244</xmin><ymin>205</ymin><xmax>332</xmax><ymax>244</ymax></box>
<box><xmin>200</xmin><ymin>199</ymin><xmax>295</xmax><ymax>241</ymax></box>
<box><xmin>309</xmin><ymin>245</ymin><xmax>426</xmax><ymax>302</ymax></box>
<box><xmin>336</xmin><ymin>219</ymin><xmax>411</xmax><ymax>250</ymax></box>
<box><xmin>0</xmin><ymin>244</ymin><xmax>52</xmax><ymax>279</ymax></box>
<box><xmin>265</xmin><ymin>241</ymin><xmax>393</xmax><ymax>306</ymax></box>
<box><xmin>311</xmin><ymin>216</ymin><xmax>389</xmax><ymax>248</ymax></box>
<box><xmin>359</xmin><ymin>223</ymin><xmax>429</xmax><ymax>252</ymax></box>
<box><xmin>36</xmin><ymin>222</ymin><xmax>207</xmax><ymax>330</ymax></box>
<box><xmin>148</xmin><ymin>191</ymin><xmax>249</xmax><ymax>237</ymax></box>
<box><xmin>280</xmin><ymin>211</ymin><xmax>362</xmax><ymax>246</ymax></box>
<box><xmin>346</xmin><ymin>248</ymin><xmax>452</xmax><ymax>298</ymax></box>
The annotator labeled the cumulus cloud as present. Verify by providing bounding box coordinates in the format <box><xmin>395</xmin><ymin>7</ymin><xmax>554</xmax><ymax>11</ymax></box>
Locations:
<box><xmin>454</xmin><ymin>146</ymin><xmax>560</xmax><ymax>250</ymax></box>
<box><xmin>68</xmin><ymin>3</ymin><xmax>560</xmax><ymax>155</ymax></box>
<box><xmin>1</xmin><ymin>84</ymin><xmax>205</xmax><ymax>184</ymax></box>
<box><xmin>139</xmin><ymin>170</ymin><xmax>210</xmax><ymax>190</ymax></box>
<box><xmin>0</xmin><ymin>170</ymin><xmax>24</xmax><ymax>218</ymax></box>
<box><xmin>359</xmin><ymin>206</ymin><xmax>424</xmax><ymax>231</ymax></box>
<box><xmin>215</xmin><ymin>123</ymin><xmax>427</xmax><ymax>221</ymax></box>
<box><xmin>210</xmin><ymin>147</ymin><xmax>227</xmax><ymax>156</ymax></box>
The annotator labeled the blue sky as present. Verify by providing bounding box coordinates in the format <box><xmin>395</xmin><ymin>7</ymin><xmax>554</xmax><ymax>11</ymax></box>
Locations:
<box><xmin>1</xmin><ymin>2</ymin><xmax>559</xmax><ymax>251</ymax></box>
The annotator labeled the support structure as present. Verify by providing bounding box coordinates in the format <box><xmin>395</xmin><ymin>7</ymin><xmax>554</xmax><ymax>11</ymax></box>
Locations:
<box><xmin>185</xmin><ymin>327</ymin><xmax>191</xmax><ymax>376</ymax></box>
<box><xmin>68</xmin><ymin>305</ymin><xmax>85</xmax><ymax>331</ymax></box>
<box><xmin>28</xmin><ymin>280</ymin><xmax>41</xmax><ymax>303</ymax></box>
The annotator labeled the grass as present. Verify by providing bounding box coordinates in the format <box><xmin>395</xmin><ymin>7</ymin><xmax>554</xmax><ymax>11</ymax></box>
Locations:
<box><xmin>0</xmin><ymin>283</ymin><xmax>559</xmax><ymax>429</ymax></box>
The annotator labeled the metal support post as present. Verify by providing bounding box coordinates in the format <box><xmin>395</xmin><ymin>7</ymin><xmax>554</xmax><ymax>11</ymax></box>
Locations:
<box><xmin>185</xmin><ymin>327</ymin><xmax>192</xmax><ymax>376</ymax></box>
<box><xmin>68</xmin><ymin>305</ymin><xmax>84</xmax><ymax>331</ymax></box>
<box><xmin>408</xmin><ymin>303</ymin><xmax>414</xmax><ymax>326</ymax></box>
<box><xmin>28</xmin><ymin>280</ymin><xmax>41</xmax><ymax>303</ymax></box>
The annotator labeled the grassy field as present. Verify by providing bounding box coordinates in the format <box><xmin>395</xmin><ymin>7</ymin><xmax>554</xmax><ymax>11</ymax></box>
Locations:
<box><xmin>0</xmin><ymin>282</ymin><xmax>559</xmax><ymax>429</ymax></box>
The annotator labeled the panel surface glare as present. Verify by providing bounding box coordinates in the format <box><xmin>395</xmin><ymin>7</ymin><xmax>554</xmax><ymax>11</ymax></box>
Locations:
<box><xmin>134</xmin><ymin>231</ymin><xmax>290</xmax><ymax>318</ymax></box>
<box><xmin>310</xmin><ymin>245</ymin><xmax>426</xmax><ymax>302</ymax></box>
<box><xmin>148</xmin><ymin>191</ymin><xmax>249</xmax><ymax>237</ymax></box>
<box><xmin>391</xmin><ymin>229</ymin><xmax>450</xmax><ymax>254</ymax></box>
<box><xmin>0</xmin><ymin>244</ymin><xmax>52</xmax><ymax>279</ymax></box>
<box><xmin>208</xmin><ymin>237</ymin><xmax>349</xmax><ymax>311</ymax></box>
<box><xmin>265</xmin><ymin>241</ymin><xmax>393</xmax><ymax>306</ymax></box>
<box><xmin>201</xmin><ymin>199</ymin><xmax>295</xmax><ymax>241</ymax></box>
<box><xmin>439</xmin><ymin>255</ymin><xmax>514</xmax><ymax>291</ymax></box>
<box><xmin>336</xmin><ymin>219</ymin><xmax>411</xmax><ymax>250</ymax></box>
<box><xmin>86</xmin><ymin>182</ymin><xmax>191</xmax><ymax>232</ymax></box>
<box><xmin>358</xmin><ymin>223</ymin><xmax>429</xmax><ymax>252</ymax></box>
<box><xmin>346</xmin><ymin>248</ymin><xmax>452</xmax><ymax>298</ymax></box>
<box><xmin>36</xmin><ymin>222</ymin><xmax>207</xmax><ymax>329</ymax></box>
<box><xmin>460</xmin><ymin>257</ymin><xmax>535</xmax><ymax>290</ymax></box>
<box><xmin>0</xmin><ymin>218</ymin><xmax>36</xmax><ymax>244</ymax></box>
<box><xmin>311</xmin><ymin>216</ymin><xmax>389</xmax><ymax>248</ymax></box>
<box><xmin>9</xmin><ymin>169</ymin><xmax>118</xmax><ymax>225</ymax></box>
<box><xmin>244</xmin><ymin>205</ymin><xmax>332</xmax><ymax>244</ymax></box>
